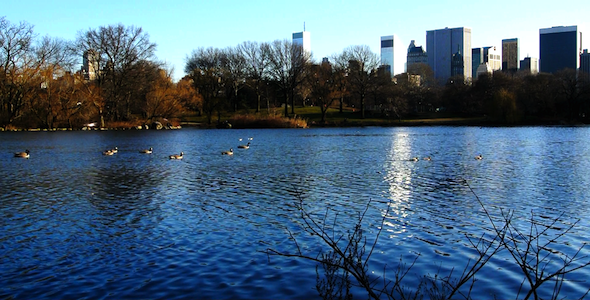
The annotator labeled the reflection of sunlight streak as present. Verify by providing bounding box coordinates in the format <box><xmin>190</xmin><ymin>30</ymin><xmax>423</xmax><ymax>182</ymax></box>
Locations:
<box><xmin>382</xmin><ymin>130</ymin><xmax>415</xmax><ymax>238</ymax></box>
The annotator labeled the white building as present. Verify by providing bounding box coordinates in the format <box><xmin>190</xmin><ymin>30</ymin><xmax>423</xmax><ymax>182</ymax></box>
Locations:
<box><xmin>472</xmin><ymin>46</ymin><xmax>501</xmax><ymax>79</ymax></box>
<box><xmin>380</xmin><ymin>35</ymin><xmax>405</xmax><ymax>77</ymax></box>
<box><xmin>292</xmin><ymin>31</ymin><xmax>311</xmax><ymax>55</ymax></box>
<box><xmin>520</xmin><ymin>56</ymin><xmax>539</xmax><ymax>74</ymax></box>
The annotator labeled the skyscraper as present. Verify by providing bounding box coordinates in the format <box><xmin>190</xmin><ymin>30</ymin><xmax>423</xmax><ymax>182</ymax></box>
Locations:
<box><xmin>539</xmin><ymin>26</ymin><xmax>581</xmax><ymax>73</ymax></box>
<box><xmin>380</xmin><ymin>35</ymin><xmax>404</xmax><ymax>77</ymax></box>
<box><xmin>406</xmin><ymin>40</ymin><xmax>428</xmax><ymax>75</ymax></box>
<box><xmin>292</xmin><ymin>30</ymin><xmax>311</xmax><ymax>55</ymax></box>
<box><xmin>82</xmin><ymin>50</ymin><xmax>99</xmax><ymax>81</ymax></box>
<box><xmin>502</xmin><ymin>38</ymin><xmax>519</xmax><ymax>73</ymax></box>
<box><xmin>581</xmin><ymin>49</ymin><xmax>590</xmax><ymax>76</ymax></box>
<box><xmin>472</xmin><ymin>46</ymin><xmax>501</xmax><ymax>79</ymax></box>
<box><xmin>426</xmin><ymin>27</ymin><xmax>472</xmax><ymax>83</ymax></box>
<box><xmin>520</xmin><ymin>57</ymin><xmax>539</xmax><ymax>74</ymax></box>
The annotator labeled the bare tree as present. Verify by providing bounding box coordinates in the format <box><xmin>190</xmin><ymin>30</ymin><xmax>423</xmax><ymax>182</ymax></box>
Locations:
<box><xmin>267</xmin><ymin>39</ymin><xmax>311</xmax><ymax>117</ymax></box>
<box><xmin>221</xmin><ymin>46</ymin><xmax>247</xmax><ymax>112</ymax></box>
<box><xmin>185</xmin><ymin>47</ymin><xmax>226</xmax><ymax>124</ymax></box>
<box><xmin>144</xmin><ymin>68</ymin><xmax>183</xmax><ymax>121</ymax></box>
<box><xmin>307</xmin><ymin>61</ymin><xmax>338</xmax><ymax>123</ymax></box>
<box><xmin>554</xmin><ymin>68</ymin><xmax>589</xmax><ymax>121</ymax></box>
<box><xmin>0</xmin><ymin>17</ymin><xmax>75</xmax><ymax>128</ymax></box>
<box><xmin>238</xmin><ymin>41</ymin><xmax>270</xmax><ymax>113</ymax></box>
<box><xmin>28</xmin><ymin>37</ymin><xmax>77</xmax><ymax>128</ymax></box>
<box><xmin>176</xmin><ymin>76</ymin><xmax>202</xmax><ymax>115</ymax></box>
<box><xmin>329</xmin><ymin>54</ymin><xmax>350</xmax><ymax>114</ymax></box>
<box><xmin>0</xmin><ymin>17</ymin><xmax>37</xmax><ymax>126</ymax></box>
<box><xmin>340</xmin><ymin>45</ymin><xmax>380</xmax><ymax>118</ymax></box>
<box><xmin>75</xmin><ymin>24</ymin><xmax>157</xmax><ymax>124</ymax></box>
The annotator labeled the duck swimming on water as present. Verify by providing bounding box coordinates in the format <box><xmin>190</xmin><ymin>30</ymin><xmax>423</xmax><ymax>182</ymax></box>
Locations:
<box><xmin>169</xmin><ymin>152</ymin><xmax>183</xmax><ymax>159</ymax></box>
<box><xmin>14</xmin><ymin>150</ymin><xmax>30</xmax><ymax>158</ymax></box>
<box><xmin>140</xmin><ymin>147</ymin><xmax>153</xmax><ymax>154</ymax></box>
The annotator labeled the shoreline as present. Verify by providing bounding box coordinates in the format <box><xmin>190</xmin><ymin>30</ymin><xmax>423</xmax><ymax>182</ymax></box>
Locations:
<box><xmin>2</xmin><ymin>118</ymin><xmax>587</xmax><ymax>132</ymax></box>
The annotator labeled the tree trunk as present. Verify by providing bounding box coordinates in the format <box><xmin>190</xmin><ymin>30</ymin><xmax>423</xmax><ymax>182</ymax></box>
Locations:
<box><xmin>360</xmin><ymin>96</ymin><xmax>365</xmax><ymax>119</ymax></box>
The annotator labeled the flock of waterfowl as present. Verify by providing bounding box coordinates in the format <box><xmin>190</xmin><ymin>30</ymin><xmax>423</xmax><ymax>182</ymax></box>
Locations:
<box><xmin>12</xmin><ymin>138</ymin><xmax>254</xmax><ymax>160</ymax></box>
<box><xmin>13</xmin><ymin>138</ymin><xmax>484</xmax><ymax>161</ymax></box>
<box><xmin>408</xmin><ymin>155</ymin><xmax>482</xmax><ymax>161</ymax></box>
<box><xmin>219</xmin><ymin>138</ymin><xmax>252</xmax><ymax>156</ymax></box>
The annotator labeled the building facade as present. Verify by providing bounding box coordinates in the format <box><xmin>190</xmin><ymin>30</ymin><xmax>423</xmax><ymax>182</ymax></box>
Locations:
<box><xmin>380</xmin><ymin>35</ymin><xmax>405</xmax><ymax>77</ymax></box>
<box><xmin>406</xmin><ymin>40</ymin><xmax>428</xmax><ymax>75</ymax></box>
<box><xmin>426</xmin><ymin>27</ymin><xmax>472</xmax><ymax>83</ymax></box>
<box><xmin>81</xmin><ymin>50</ymin><xmax>99</xmax><ymax>81</ymax></box>
<box><xmin>292</xmin><ymin>31</ymin><xmax>311</xmax><ymax>55</ymax></box>
<box><xmin>520</xmin><ymin>57</ymin><xmax>539</xmax><ymax>74</ymax></box>
<box><xmin>502</xmin><ymin>38</ymin><xmax>519</xmax><ymax>73</ymax></box>
<box><xmin>581</xmin><ymin>49</ymin><xmax>590</xmax><ymax>76</ymax></box>
<box><xmin>472</xmin><ymin>46</ymin><xmax>501</xmax><ymax>79</ymax></box>
<box><xmin>539</xmin><ymin>26</ymin><xmax>581</xmax><ymax>73</ymax></box>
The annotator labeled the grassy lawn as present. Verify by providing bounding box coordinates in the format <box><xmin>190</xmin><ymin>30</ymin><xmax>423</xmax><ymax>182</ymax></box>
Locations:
<box><xmin>180</xmin><ymin>106</ymin><xmax>488</xmax><ymax>128</ymax></box>
<box><xmin>289</xmin><ymin>106</ymin><xmax>487</xmax><ymax>126</ymax></box>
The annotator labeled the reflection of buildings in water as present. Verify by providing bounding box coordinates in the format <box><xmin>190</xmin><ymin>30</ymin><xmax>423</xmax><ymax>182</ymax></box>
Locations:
<box><xmin>382</xmin><ymin>131</ymin><xmax>415</xmax><ymax>238</ymax></box>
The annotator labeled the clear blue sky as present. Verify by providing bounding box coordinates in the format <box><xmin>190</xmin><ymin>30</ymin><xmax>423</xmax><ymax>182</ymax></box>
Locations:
<box><xmin>4</xmin><ymin>0</ymin><xmax>589</xmax><ymax>81</ymax></box>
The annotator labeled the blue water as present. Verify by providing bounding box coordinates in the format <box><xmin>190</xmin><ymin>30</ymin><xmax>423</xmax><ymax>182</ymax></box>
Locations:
<box><xmin>1</xmin><ymin>126</ymin><xmax>589</xmax><ymax>299</ymax></box>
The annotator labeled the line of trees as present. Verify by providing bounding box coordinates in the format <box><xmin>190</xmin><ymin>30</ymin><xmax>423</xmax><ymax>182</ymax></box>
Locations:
<box><xmin>0</xmin><ymin>17</ymin><xmax>200</xmax><ymax>129</ymax></box>
<box><xmin>185</xmin><ymin>40</ymin><xmax>590</xmax><ymax>125</ymax></box>
<box><xmin>2</xmin><ymin>16</ymin><xmax>590</xmax><ymax>129</ymax></box>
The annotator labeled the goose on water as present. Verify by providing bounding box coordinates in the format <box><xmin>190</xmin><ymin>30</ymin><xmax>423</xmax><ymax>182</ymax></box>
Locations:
<box><xmin>169</xmin><ymin>152</ymin><xmax>184</xmax><ymax>159</ymax></box>
<box><xmin>475</xmin><ymin>154</ymin><xmax>483</xmax><ymax>160</ymax></box>
<box><xmin>238</xmin><ymin>142</ymin><xmax>250</xmax><ymax>149</ymax></box>
<box><xmin>140</xmin><ymin>147</ymin><xmax>153</xmax><ymax>154</ymax></box>
<box><xmin>14</xmin><ymin>150</ymin><xmax>30</xmax><ymax>158</ymax></box>
<box><xmin>221</xmin><ymin>148</ymin><xmax>234</xmax><ymax>155</ymax></box>
<box><xmin>169</xmin><ymin>152</ymin><xmax>183</xmax><ymax>159</ymax></box>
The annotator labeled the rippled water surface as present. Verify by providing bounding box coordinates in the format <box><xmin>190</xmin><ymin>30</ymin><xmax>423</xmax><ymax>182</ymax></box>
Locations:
<box><xmin>1</xmin><ymin>127</ymin><xmax>590</xmax><ymax>299</ymax></box>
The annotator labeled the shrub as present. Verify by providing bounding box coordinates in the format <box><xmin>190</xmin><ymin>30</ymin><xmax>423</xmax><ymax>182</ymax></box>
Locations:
<box><xmin>229</xmin><ymin>113</ymin><xmax>307</xmax><ymax>128</ymax></box>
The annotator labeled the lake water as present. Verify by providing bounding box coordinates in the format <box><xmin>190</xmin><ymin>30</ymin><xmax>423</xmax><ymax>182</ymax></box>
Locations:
<box><xmin>1</xmin><ymin>126</ymin><xmax>589</xmax><ymax>299</ymax></box>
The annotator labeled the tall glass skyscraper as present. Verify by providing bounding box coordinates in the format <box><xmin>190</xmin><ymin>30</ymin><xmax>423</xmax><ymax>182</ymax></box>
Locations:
<box><xmin>539</xmin><ymin>26</ymin><xmax>581</xmax><ymax>73</ymax></box>
<box><xmin>380</xmin><ymin>35</ymin><xmax>404</xmax><ymax>77</ymax></box>
<box><xmin>426</xmin><ymin>27</ymin><xmax>472</xmax><ymax>83</ymax></box>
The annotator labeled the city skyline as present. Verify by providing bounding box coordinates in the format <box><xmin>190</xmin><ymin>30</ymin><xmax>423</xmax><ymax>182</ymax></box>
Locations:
<box><xmin>3</xmin><ymin>0</ymin><xmax>589</xmax><ymax>81</ymax></box>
